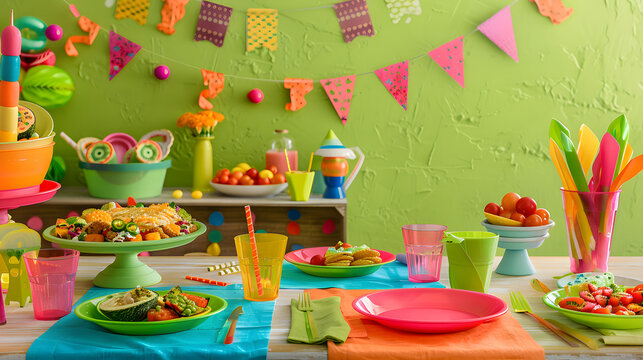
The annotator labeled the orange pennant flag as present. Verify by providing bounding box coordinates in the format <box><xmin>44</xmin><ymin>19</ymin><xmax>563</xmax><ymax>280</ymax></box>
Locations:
<box><xmin>199</xmin><ymin>69</ymin><xmax>225</xmax><ymax>110</ymax></box>
<box><xmin>65</xmin><ymin>16</ymin><xmax>101</xmax><ymax>57</ymax></box>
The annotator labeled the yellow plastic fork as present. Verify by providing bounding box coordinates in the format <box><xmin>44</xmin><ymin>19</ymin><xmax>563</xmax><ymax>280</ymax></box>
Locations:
<box><xmin>298</xmin><ymin>292</ymin><xmax>319</xmax><ymax>341</ymax></box>
<box><xmin>509</xmin><ymin>290</ymin><xmax>578</xmax><ymax>347</ymax></box>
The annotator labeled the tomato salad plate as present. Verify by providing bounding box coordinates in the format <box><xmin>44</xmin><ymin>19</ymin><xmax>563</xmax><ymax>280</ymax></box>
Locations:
<box><xmin>75</xmin><ymin>286</ymin><xmax>227</xmax><ymax>335</ymax></box>
<box><xmin>352</xmin><ymin>288</ymin><xmax>508</xmax><ymax>333</ymax></box>
<box><xmin>284</xmin><ymin>245</ymin><xmax>395</xmax><ymax>278</ymax></box>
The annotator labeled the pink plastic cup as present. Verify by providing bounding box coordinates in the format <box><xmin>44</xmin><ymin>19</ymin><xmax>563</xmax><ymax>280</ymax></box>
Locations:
<box><xmin>23</xmin><ymin>249</ymin><xmax>79</xmax><ymax>320</ymax></box>
<box><xmin>402</xmin><ymin>224</ymin><xmax>447</xmax><ymax>283</ymax></box>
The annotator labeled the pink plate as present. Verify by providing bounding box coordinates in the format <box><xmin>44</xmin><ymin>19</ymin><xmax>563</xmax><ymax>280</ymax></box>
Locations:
<box><xmin>0</xmin><ymin>180</ymin><xmax>60</xmax><ymax>210</ymax></box>
<box><xmin>103</xmin><ymin>133</ymin><xmax>137</xmax><ymax>164</ymax></box>
<box><xmin>352</xmin><ymin>288</ymin><xmax>508</xmax><ymax>333</ymax></box>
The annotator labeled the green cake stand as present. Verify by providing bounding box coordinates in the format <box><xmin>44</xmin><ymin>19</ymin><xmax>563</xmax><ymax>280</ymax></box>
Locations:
<box><xmin>42</xmin><ymin>221</ymin><xmax>206</xmax><ymax>288</ymax></box>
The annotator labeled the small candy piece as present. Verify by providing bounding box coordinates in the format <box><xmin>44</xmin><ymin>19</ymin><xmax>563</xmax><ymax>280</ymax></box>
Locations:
<box><xmin>154</xmin><ymin>65</ymin><xmax>170</xmax><ymax>80</ymax></box>
<box><xmin>172</xmin><ymin>189</ymin><xmax>183</xmax><ymax>199</ymax></box>
<box><xmin>191</xmin><ymin>190</ymin><xmax>203</xmax><ymax>199</ymax></box>
<box><xmin>247</xmin><ymin>88</ymin><xmax>264</xmax><ymax>103</ymax></box>
<box><xmin>45</xmin><ymin>24</ymin><xmax>64</xmax><ymax>41</ymax></box>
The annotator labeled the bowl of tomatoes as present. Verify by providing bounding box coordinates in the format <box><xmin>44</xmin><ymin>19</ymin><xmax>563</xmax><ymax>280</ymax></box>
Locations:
<box><xmin>210</xmin><ymin>163</ymin><xmax>288</xmax><ymax>198</ymax></box>
<box><xmin>482</xmin><ymin>192</ymin><xmax>555</xmax><ymax>237</ymax></box>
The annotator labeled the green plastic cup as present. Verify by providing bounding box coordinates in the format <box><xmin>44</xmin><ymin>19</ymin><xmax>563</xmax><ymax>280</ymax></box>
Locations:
<box><xmin>444</xmin><ymin>231</ymin><xmax>499</xmax><ymax>293</ymax></box>
<box><xmin>285</xmin><ymin>171</ymin><xmax>315</xmax><ymax>201</ymax></box>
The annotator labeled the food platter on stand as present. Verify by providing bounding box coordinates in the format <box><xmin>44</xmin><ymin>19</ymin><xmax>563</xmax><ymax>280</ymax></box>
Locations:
<box><xmin>42</xmin><ymin>221</ymin><xmax>206</xmax><ymax>288</ymax></box>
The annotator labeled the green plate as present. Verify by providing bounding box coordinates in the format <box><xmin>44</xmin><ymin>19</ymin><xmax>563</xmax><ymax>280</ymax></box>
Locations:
<box><xmin>75</xmin><ymin>290</ymin><xmax>227</xmax><ymax>335</ymax></box>
<box><xmin>42</xmin><ymin>222</ymin><xmax>206</xmax><ymax>288</ymax></box>
<box><xmin>284</xmin><ymin>247</ymin><xmax>396</xmax><ymax>278</ymax></box>
<box><xmin>543</xmin><ymin>288</ymin><xmax>643</xmax><ymax>330</ymax></box>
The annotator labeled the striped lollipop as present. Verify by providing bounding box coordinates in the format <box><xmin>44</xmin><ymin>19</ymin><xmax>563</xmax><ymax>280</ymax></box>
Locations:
<box><xmin>244</xmin><ymin>205</ymin><xmax>263</xmax><ymax>296</ymax></box>
<box><xmin>0</xmin><ymin>11</ymin><xmax>21</xmax><ymax>143</ymax></box>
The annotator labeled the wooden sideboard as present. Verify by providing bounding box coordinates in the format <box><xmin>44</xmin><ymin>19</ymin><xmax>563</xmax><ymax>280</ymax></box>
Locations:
<box><xmin>8</xmin><ymin>187</ymin><xmax>347</xmax><ymax>256</ymax></box>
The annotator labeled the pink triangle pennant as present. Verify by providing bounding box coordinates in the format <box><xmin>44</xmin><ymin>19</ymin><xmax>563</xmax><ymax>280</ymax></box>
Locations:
<box><xmin>428</xmin><ymin>36</ymin><xmax>465</xmax><ymax>88</ymax></box>
<box><xmin>374</xmin><ymin>61</ymin><xmax>408</xmax><ymax>110</ymax></box>
<box><xmin>320</xmin><ymin>75</ymin><xmax>356</xmax><ymax>125</ymax></box>
<box><xmin>109</xmin><ymin>31</ymin><xmax>141</xmax><ymax>80</ymax></box>
<box><xmin>477</xmin><ymin>6</ymin><xmax>518</xmax><ymax>62</ymax></box>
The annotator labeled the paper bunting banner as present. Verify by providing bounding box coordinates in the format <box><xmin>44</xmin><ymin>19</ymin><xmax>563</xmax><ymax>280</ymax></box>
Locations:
<box><xmin>429</xmin><ymin>36</ymin><xmax>465</xmax><ymax>88</ymax></box>
<box><xmin>529</xmin><ymin>0</ymin><xmax>573</xmax><ymax>25</ymax></box>
<box><xmin>114</xmin><ymin>0</ymin><xmax>151</xmax><ymax>25</ymax></box>
<box><xmin>108</xmin><ymin>31</ymin><xmax>141</xmax><ymax>80</ymax></box>
<box><xmin>385</xmin><ymin>0</ymin><xmax>422</xmax><ymax>24</ymax></box>
<box><xmin>284</xmin><ymin>78</ymin><xmax>313</xmax><ymax>111</ymax></box>
<box><xmin>374</xmin><ymin>61</ymin><xmax>408</xmax><ymax>110</ymax></box>
<box><xmin>157</xmin><ymin>0</ymin><xmax>189</xmax><ymax>35</ymax></box>
<box><xmin>320</xmin><ymin>75</ymin><xmax>356</xmax><ymax>125</ymax></box>
<box><xmin>199</xmin><ymin>69</ymin><xmax>225</xmax><ymax>110</ymax></box>
<box><xmin>334</xmin><ymin>0</ymin><xmax>374</xmax><ymax>43</ymax></box>
<box><xmin>65</xmin><ymin>16</ymin><xmax>100</xmax><ymax>57</ymax></box>
<box><xmin>246</xmin><ymin>9</ymin><xmax>278</xmax><ymax>51</ymax></box>
<box><xmin>195</xmin><ymin>1</ymin><xmax>232</xmax><ymax>47</ymax></box>
<box><xmin>478</xmin><ymin>6</ymin><xmax>518</xmax><ymax>62</ymax></box>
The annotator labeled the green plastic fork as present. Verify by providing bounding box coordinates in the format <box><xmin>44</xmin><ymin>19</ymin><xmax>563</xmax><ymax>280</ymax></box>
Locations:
<box><xmin>509</xmin><ymin>290</ymin><xmax>578</xmax><ymax>347</ymax></box>
<box><xmin>298</xmin><ymin>292</ymin><xmax>319</xmax><ymax>341</ymax></box>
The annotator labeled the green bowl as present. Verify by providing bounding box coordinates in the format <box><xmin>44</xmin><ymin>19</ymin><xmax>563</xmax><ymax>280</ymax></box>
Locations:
<box><xmin>75</xmin><ymin>290</ymin><xmax>227</xmax><ymax>335</ymax></box>
<box><xmin>543</xmin><ymin>288</ymin><xmax>643</xmax><ymax>330</ymax></box>
<box><xmin>42</xmin><ymin>222</ymin><xmax>206</xmax><ymax>288</ymax></box>
<box><xmin>79</xmin><ymin>160</ymin><xmax>171</xmax><ymax>199</ymax></box>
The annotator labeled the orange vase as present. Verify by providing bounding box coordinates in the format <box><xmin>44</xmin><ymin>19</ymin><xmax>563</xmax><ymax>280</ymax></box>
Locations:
<box><xmin>320</xmin><ymin>157</ymin><xmax>348</xmax><ymax>177</ymax></box>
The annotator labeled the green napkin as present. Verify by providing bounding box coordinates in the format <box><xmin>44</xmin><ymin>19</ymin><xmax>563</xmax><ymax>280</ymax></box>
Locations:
<box><xmin>593</xmin><ymin>328</ymin><xmax>643</xmax><ymax>345</ymax></box>
<box><xmin>287</xmin><ymin>296</ymin><xmax>350</xmax><ymax>345</ymax></box>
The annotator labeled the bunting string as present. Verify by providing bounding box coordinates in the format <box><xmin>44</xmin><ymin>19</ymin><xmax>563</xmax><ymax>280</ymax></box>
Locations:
<box><xmin>61</xmin><ymin>0</ymin><xmax>520</xmax><ymax>83</ymax></box>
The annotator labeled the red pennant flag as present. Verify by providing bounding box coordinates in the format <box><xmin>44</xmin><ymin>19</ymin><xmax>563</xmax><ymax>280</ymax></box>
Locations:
<box><xmin>320</xmin><ymin>75</ymin><xmax>356</xmax><ymax>125</ymax></box>
<box><xmin>428</xmin><ymin>36</ymin><xmax>464</xmax><ymax>88</ymax></box>
<box><xmin>374</xmin><ymin>61</ymin><xmax>408</xmax><ymax>110</ymax></box>
<box><xmin>199</xmin><ymin>69</ymin><xmax>225</xmax><ymax>110</ymax></box>
<box><xmin>109</xmin><ymin>31</ymin><xmax>141</xmax><ymax>80</ymax></box>
<box><xmin>478</xmin><ymin>6</ymin><xmax>518</xmax><ymax>62</ymax></box>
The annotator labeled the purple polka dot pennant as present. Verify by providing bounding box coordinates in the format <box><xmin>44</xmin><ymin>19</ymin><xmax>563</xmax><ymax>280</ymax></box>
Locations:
<box><xmin>109</xmin><ymin>30</ymin><xmax>141</xmax><ymax>80</ymax></box>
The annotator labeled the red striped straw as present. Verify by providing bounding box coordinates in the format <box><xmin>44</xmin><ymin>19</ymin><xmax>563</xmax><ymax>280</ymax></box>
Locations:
<box><xmin>185</xmin><ymin>275</ymin><xmax>229</xmax><ymax>287</ymax></box>
<box><xmin>244</xmin><ymin>205</ymin><xmax>263</xmax><ymax>296</ymax></box>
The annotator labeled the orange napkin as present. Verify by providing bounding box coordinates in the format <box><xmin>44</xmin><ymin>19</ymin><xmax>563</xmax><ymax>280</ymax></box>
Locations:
<box><xmin>308</xmin><ymin>289</ymin><xmax>544</xmax><ymax>360</ymax></box>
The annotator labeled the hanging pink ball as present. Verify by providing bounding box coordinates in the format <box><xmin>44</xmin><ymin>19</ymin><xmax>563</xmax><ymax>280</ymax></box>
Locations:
<box><xmin>154</xmin><ymin>65</ymin><xmax>170</xmax><ymax>80</ymax></box>
<box><xmin>45</xmin><ymin>24</ymin><xmax>63</xmax><ymax>41</ymax></box>
<box><xmin>247</xmin><ymin>88</ymin><xmax>264</xmax><ymax>103</ymax></box>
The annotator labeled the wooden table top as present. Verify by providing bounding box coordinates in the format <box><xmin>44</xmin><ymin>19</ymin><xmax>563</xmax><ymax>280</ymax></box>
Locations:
<box><xmin>1</xmin><ymin>256</ymin><xmax>642</xmax><ymax>359</ymax></box>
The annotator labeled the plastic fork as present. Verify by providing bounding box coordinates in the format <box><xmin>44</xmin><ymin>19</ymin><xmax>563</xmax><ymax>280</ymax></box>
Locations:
<box><xmin>509</xmin><ymin>290</ymin><xmax>579</xmax><ymax>347</ymax></box>
<box><xmin>298</xmin><ymin>292</ymin><xmax>319</xmax><ymax>341</ymax></box>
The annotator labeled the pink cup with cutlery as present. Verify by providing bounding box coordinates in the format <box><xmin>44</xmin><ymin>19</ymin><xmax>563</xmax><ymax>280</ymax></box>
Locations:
<box><xmin>23</xmin><ymin>249</ymin><xmax>79</xmax><ymax>320</ymax></box>
<box><xmin>402</xmin><ymin>224</ymin><xmax>447</xmax><ymax>283</ymax></box>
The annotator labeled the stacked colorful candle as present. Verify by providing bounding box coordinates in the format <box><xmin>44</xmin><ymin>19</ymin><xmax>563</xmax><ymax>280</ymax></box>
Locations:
<box><xmin>0</xmin><ymin>12</ymin><xmax>21</xmax><ymax>143</ymax></box>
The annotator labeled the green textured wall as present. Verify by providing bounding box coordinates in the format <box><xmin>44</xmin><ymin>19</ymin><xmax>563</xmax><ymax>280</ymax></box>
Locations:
<box><xmin>10</xmin><ymin>0</ymin><xmax>643</xmax><ymax>256</ymax></box>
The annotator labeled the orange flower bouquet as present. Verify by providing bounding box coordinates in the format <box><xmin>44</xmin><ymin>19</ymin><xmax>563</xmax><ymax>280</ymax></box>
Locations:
<box><xmin>177</xmin><ymin>110</ymin><xmax>224</xmax><ymax>138</ymax></box>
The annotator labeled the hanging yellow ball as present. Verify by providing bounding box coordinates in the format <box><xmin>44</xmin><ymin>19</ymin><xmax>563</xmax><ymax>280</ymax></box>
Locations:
<box><xmin>172</xmin><ymin>190</ymin><xmax>183</xmax><ymax>199</ymax></box>
<box><xmin>191</xmin><ymin>190</ymin><xmax>203</xmax><ymax>199</ymax></box>
<box><xmin>207</xmin><ymin>243</ymin><xmax>221</xmax><ymax>256</ymax></box>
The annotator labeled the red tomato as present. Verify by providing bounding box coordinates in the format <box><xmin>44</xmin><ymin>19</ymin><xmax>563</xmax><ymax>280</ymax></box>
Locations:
<box><xmin>587</xmin><ymin>283</ymin><xmax>598</xmax><ymax>293</ymax></box>
<box><xmin>256</xmin><ymin>177</ymin><xmax>271</xmax><ymax>185</ymax></box>
<box><xmin>219</xmin><ymin>175</ymin><xmax>229</xmax><ymax>184</ymax></box>
<box><xmin>579</xmin><ymin>291</ymin><xmax>595</xmax><ymax>303</ymax></box>
<box><xmin>580</xmin><ymin>302</ymin><xmax>597</xmax><ymax>312</ymax></box>
<box><xmin>272</xmin><ymin>173</ymin><xmax>286</xmax><ymax>184</ymax></box>
<box><xmin>220</xmin><ymin>169</ymin><xmax>230</xmax><ymax>177</ymax></box>
<box><xmin>484</xmin><ymin>203</ymin><xmax>501</xmax><ymax>215</ymax></box>
<box><xmin>591</xmin><ymin>306</ymin><xmax>611</xmax><ymax>314</ymax></box>
<box><xmin>147</xmin><ymin>307</ymin><xmax>179</xmax><ymax>321</ymax></box>
<box><xmin>227</xmin><ymin>177</ymin><xmax>239</xmax><ymax>185</ymax></box>
<box><xmin>619</xmin><ymin>293</ymin><xmax>634</xmax><ymax>306</ymax></box>
<box><xmin>632</xmin><ymin>291</ymin><xmax>643</xmax><ymax>304</ymax></box>
<box><xmin>342</xmin><ymin>242</ymin><xmax>352</xmax><ymax>249</ymax></box>
<box><xmin>215</xmin><ymin>169</ymin><xmax>223</xmax><ymax>177</ymax></box>
<box><xmin>634</xmin><ymin>284</ymin><xmax>643</xmax><ymax>292</ymax></box>
<box><xmin>499</xmin><ymin>210</ymin><xmax>513</xmax><ymax>219</ymax></box>
<box><xmin>501</xmin><ymin>192</ymin><xmax>521</xmax><ymax>212</ymax></box>
<box><xmin>240</xmin><ymin>175</ymin><xmax>255</xmax><ymax>185</ymax></box>
<box><xmin>515</xmin><ymin>197</ymin><xmax>537</xmax><ymax>216</ymax></box>
<box><xmin>268</xmin><ymin>165</ymin><xmax>279</xmax><ymax>175</ymax></box>
<box><xmin>231</xmin><ymin>171</ymin><xmax>244</xmax><ymax>180</ymax></box>
<box><xmin>599</xmin><ymin>287</ymin><xmax>613</xmax><ymax>297</ymax></box>
<box><xmin>310</xmin><ymin>254</ymin><xmax>325</xmax><ymax>266</ymax></box>
<box><xmin>534</xmin><ymin>208</ymin><xmax>550</xmax><ymax>223</ymax></box>
<box><xmin>595</xmin><ymin>294</ymin><xmax>608</xmax><ymax>307</ymax></box>
<box><xmin>246</xmin><ymin>168</ymin><xmax>259</xmax><ymax>179</ymax></box>
<box><xmin>609</xmin><ymin>296</ymin><xmax>621</xmax><ymax>308</ymax></box>
<box><xmin>524</xmin><ymin>214</ymin><xmax>543</xmax><ymax>227</ymax></box>
<box><xmin>558</xmin><ymin>297</ymin><xmax>584</xmax><ymax>311</ymax></box>
<box><xmin>211</xmin><ymin>177</ymin><xmax>219</xmax><ymax>184</ymax></box>
<box><xmin>510</xmin><ymin>212</ymin><xmax>525</xmax><ymax>224</ymax></box>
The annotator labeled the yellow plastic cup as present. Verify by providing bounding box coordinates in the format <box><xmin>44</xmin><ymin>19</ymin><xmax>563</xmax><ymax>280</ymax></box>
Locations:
<box><xmin>285</xmin><ymin>171</ymin><xmax>315</xmax><ymax>201</ymax></box>
<box><xmin>234</xmin><ymin>233</ymin><xmax>288</xmax><ymax>301</ymax></box>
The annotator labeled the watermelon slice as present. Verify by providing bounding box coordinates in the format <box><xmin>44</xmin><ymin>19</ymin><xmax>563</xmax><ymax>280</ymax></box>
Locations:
<box><xmin>86</xmin><ymin>141</ymin><xmax>117</xmax><ymax>164</ymax></box>
<box><xmin>140</xmin><ymin>129</ymin><xmax>174</xmax><ymax>160</ymax></box>
<box><xmin>133</xmin><ymin>140</ymin><xmax>162</xmax><ymax>163</ymax></box>
<box><xmin>17</xmin><ymin>105</ymin><xmax>36</xmax><ymax>140</ymax></box>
